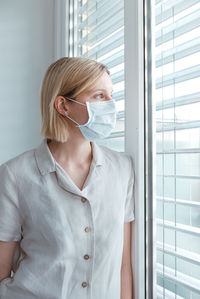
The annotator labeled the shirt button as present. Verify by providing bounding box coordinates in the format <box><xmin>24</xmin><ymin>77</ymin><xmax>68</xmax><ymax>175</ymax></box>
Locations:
<box><xmin>82</xmin><ymin>282</ymin><xmax>88</xmax><ymax>288</ymax></box>
<box><xmin>81</xmin><ymin>197</ymin><xmax>87</xmax><ymax>203</ymax></box>
<box><xmin>85</xmin><ymin>227</ymin><xmax>91</xmax><ymax>232</ymax></box>
<box><xmin>84</xmin><ymin>254</ymin><xmax>90</xmax><ymax>260</ymax></box>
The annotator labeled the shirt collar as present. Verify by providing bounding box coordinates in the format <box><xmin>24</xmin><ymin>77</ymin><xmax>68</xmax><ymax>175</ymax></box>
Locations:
<box><xmin>91</xmin><ymin>141</ymin><xmax>104</xmax><ymax>167</ymax></box>
<box><xmin>34</xmin><ymin>139</ymin><xmax>56</xmax><ymax>175</ymax></box>
<box><xmin>35</xmin><ymin>138</ymin><xmax>104</xmax><ymax>176</ymax></box>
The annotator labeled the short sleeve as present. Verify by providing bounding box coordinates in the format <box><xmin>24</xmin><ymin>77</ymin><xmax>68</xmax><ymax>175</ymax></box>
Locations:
<box><xmin>0</xmin><ymin>163</ymin><xmax>22</xmax><ymax>242</ymax></box>
<box><xmin>124</xmin><ymin>156</ymin><xmax>135</xmax><ymax>223</ymax></box>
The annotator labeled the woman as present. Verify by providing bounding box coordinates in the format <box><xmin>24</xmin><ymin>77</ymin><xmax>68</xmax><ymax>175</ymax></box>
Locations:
<box><xmin>0</xmin><ymin>57</ymin><xmax>135</xmax><ymax>299</ymax></box>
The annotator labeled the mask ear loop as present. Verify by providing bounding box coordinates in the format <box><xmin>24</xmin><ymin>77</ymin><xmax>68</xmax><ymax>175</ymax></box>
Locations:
<box><xmin>64</xmin><ymin>113</ymin><xmax>80</xmax><ymax>127</ymax></box>
<box><xmin>64</xmin><ymin>97</ymin><xmax>86</xmax><ymax>106</ymax></box>
<box><xmin>63</xmin><ymin>97</ymin><xmax>87</xmax><ymax>127</ymax></box>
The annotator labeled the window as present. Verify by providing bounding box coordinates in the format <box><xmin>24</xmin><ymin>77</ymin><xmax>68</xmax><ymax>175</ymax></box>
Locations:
<box><xmin>146</xmin><ymin>0</ymin><xmax>200</xmax><ymax>298</ymax></box>
<box><xmin>68</xmin><ymin>0</ymin><xmax>125</xmax><ymax>152</ymax></box>
<box><xmin>67</xmin><ymin>0</ymin><xmax>145</xmax><ymax>298</ymax></box>
<box><xmin>65</xmin><ymin>0</ymin><xmax>200</xmax><ymax>297</ymax></box>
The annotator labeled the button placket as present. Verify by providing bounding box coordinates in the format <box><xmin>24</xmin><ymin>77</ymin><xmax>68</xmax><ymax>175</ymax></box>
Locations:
<box><xmin>85</xmin><ymin>226</ymin><xmax>91</xmax><ymax>232</ymax></box>
<box><xmin>81</xmin><ymin>197</ymin><xmax>87</xmax><ymax>203</ymax></box>
<box><xmin>80</xmin><ymin>195</ymin><xmax>93</xmax><ymax>297</ymax></box>
<box><xmin>84</xmin><ymin>254</ymin><xmax>90</xmax><ymax>260</ymax></box>
<box><xmin>82</xmin><ymin>281</ymin><xmax>88</xmax><ymax>288</ymax></box>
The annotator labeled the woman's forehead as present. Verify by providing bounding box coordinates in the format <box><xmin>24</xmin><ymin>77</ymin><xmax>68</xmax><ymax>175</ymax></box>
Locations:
<box><xmin>88</xmin><ymin>73</ymin><xmax>113</xmax><ymax>92</ymax></box>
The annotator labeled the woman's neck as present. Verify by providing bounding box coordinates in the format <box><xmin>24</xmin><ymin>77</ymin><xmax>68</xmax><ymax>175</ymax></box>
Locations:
<box><xmin>47</xmin><ymin>135</ymin><xmax>92</xmax><ymax>167</ymax></box>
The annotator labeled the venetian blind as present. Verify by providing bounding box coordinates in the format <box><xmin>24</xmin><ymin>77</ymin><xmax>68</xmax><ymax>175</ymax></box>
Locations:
<box><xmin>68</xmin><ymin>0</ymin><xmax>125</xmax><ymax>152</ymax></box>
<box><xmin>153</xmin><ymin>0</ymin><xmax>200</xmax><ymax>298</ymax></box>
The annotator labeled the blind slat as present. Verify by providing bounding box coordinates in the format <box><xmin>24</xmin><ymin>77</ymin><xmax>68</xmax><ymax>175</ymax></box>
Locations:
<box><xmin>156</xmin><ymin>65</ymin><xmax>200</xmax><ymax>89</ymax></box>
<box><xmin>155</xmin><ymin>0</ymin><xmax>200</xmax><ymax>25</ymax></box>
<box><xmin>157</xmin><ymin>149</ymin><xmax>200</xmax><ymax>154</ymax></box>
<box><xmin>100</xmin><ymin>51</ymin><xmax>124</xmax><ymax>69</ymax></box>
<box><xmin>157</xmin><ymin>242</ymin><xmax>200</xmax><ymax>266</ymax></box>
<box><xmin>157</xmin><ymin>286</ymin><xmax>184</xmax><ymax>299</ymax></box>
<box><xmin>78</xmin><ymin>0</ymin><xmax>101</xmax><ymax>14</ymax></box>
<box><xmin>157</xmin><ymin>264</ymin><xmax>200</xmax><ymax>294</ymax></box>
<box><xmin>79</xmin><ymin>0</ymin><xmax>123</xmax><ymax>30</ymax></box>
<box><xmin>157</xmin><ymin>174</ymin><xmax>200</xmax><ymax>180</ymax></box>
<box><xmin>156</xmin><ymin>92</ymin><xmax>200</xmax><ymax>110</ymax></box>
<box><xmin>116</xmin><ymin>111</ymin><xmax>124</xmax><ymax>119</ymax></box>
<box><xmin>157</xmin><ymin>219</ymin><xmax>200</xmax><ymax>236</ymax></box>
<box><xmin>155</xmin><ymin>9</ymin><xmax>200</xmax><ymax>46</ymax></box>
<box><xmin>78</xmin><ymin>0</ymin><xmax>117</xmax><ymax>15</ymax></box>
<box><xmin>156</xmin><ymin>37</ymin><xmax>200</xmax><ymax>67</ymax></box>
<box><xmin>79</xmin><ymin>10</ymin><xmax>124</xmax><ymax>47</ymax></box>
<box><xmin>112</xmin><ymin>90</ymin><xmax>124</xmax><ymax>101</ymax></box>
<box><xmin>82</xmin><ymin>33</ymin><xmax>124</xmax><ymax>60</ymax></box>
<box><xmin>157</xmin><ymin>196</ymin><xmax>200</xmax><ymax>207</ymax></box>
<box><xmin>107</xmin><ymin>131</ymin><xmax>124</xmax><ymax>139</ymax></box>
<box><xmin>156</xmin><ymin>120</ymin><xmax>200</xmax><ymax>132</ymax></box>
<box><xmin>111</xmin><ymin>70</ymin><xmax>124</xmax><ymax>84</ymax></box>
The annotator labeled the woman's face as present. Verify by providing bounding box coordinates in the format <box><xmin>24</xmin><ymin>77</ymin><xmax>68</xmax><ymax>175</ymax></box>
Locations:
<box><xmin>67</xmin><ymin>71</ymin><xmax>113</xmax><ymax>126</ymax></box>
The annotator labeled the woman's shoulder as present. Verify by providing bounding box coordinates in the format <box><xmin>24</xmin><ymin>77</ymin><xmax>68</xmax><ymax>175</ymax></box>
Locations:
<box><xmin>0</xmin><ymin>147</ymin><xmax>36</xmax><ymax>176</ymax></box>
<box><xmin>96</xmin><ymin>143</ymin><xmax>133</xmax><ymax>170</ymax></box>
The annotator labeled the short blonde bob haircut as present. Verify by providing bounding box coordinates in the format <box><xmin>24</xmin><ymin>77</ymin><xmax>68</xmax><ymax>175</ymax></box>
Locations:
<box><xmin>40</xmin><ymin>57</ymin><xmax>110</xmax><ymax>142</ymax></box>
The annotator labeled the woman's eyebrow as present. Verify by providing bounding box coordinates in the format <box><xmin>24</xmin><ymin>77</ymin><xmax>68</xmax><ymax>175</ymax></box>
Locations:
<box><xmin>88</xmin><ymin>88</ymin><xmax>113</xmax><ymax>93</ymax></box>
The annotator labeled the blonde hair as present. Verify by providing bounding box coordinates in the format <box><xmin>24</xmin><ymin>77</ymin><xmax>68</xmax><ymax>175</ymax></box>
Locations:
<box><xmin>40</xmin><ymin>57</ymin><xmax>110</xmax><ymax>142</ymax></box>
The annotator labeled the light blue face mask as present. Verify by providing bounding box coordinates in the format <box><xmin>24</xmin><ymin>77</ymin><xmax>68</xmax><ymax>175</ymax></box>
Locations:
<box><xmin>64</xmin><ymin>97</ymin><xmax>117</xmax><ymax>141</ymax></box>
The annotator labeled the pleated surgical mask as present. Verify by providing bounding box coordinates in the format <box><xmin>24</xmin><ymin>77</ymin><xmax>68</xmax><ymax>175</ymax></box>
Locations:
<box><xmin>64</xmin><ymin>97</ymin><xmax>117</xmax><ymax>141</ymax></box>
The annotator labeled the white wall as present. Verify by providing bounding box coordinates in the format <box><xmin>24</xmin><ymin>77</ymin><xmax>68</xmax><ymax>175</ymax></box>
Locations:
<box><xmin>0</xmin><ymin>0</ymin><xmax>56</xmax><ymax>164</ymax></box>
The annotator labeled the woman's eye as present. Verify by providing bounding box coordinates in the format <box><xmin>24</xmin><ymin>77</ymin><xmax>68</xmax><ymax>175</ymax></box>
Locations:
<box><xmin>96</xmin><ymin>93</ymin><xmax>104</xmax><ymax>99</ymax></box>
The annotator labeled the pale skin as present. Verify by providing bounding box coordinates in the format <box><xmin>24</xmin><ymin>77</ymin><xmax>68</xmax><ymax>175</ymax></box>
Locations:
<box><xmin>0</xmin><ymin>72</ymin><xmax>134</xmax><ymax>299</ymax></box>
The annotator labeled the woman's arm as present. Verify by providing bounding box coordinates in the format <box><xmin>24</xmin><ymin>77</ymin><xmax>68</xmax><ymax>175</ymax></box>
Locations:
<box><xmin>121</xmin><ymin>222</ymin><xmax>134</xmax><ymax>299</ymax></box>
<box><xmin>0</xmin><ymin>241</ymin><xmax>18</xmax><ymax>282</ymax></box>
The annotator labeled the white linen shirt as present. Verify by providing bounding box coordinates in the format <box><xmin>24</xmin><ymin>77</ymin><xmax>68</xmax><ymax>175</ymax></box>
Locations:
<box><xmin>0</xmin><ymin>138</ymin><xmax>135</xmax><ymax>299</ymax></box>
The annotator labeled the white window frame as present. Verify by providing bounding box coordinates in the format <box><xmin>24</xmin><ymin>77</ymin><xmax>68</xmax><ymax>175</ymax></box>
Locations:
<box><xmin>124</xmin><ymin>0</ymin><xmax>146</xmax><ymax>299</ymax></box>
<box><xmin>144</xmin><ymin>0</ymin><xmax>157</xmax><ymax>298</ymax></box>
<box><xmin>54</xmin><ymin>0</ymin><xmax>68</xmax><ymax>60</ymax></box>
<box><xmin>54</xmin><ymin>1</ymin><xmax>146</xmax><ymax>298</ymax></box>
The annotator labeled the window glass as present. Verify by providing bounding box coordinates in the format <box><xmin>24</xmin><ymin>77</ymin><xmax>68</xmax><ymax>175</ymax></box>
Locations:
<box><xmin>152</xmin><ymin>0</ymin><xmax>200</xmax><ymax>297</ymax></box>
<box><xmin>68</xmin><ymin>0</ymin><xmax>125</xmax><ymax>152</ymax></box>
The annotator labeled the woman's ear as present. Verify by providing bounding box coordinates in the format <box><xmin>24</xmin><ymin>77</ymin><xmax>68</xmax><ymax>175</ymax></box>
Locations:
<box><xmin>54</xmin><ymin>96</ymin><xmax>69</xmax><ymax>116</ymax></box>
